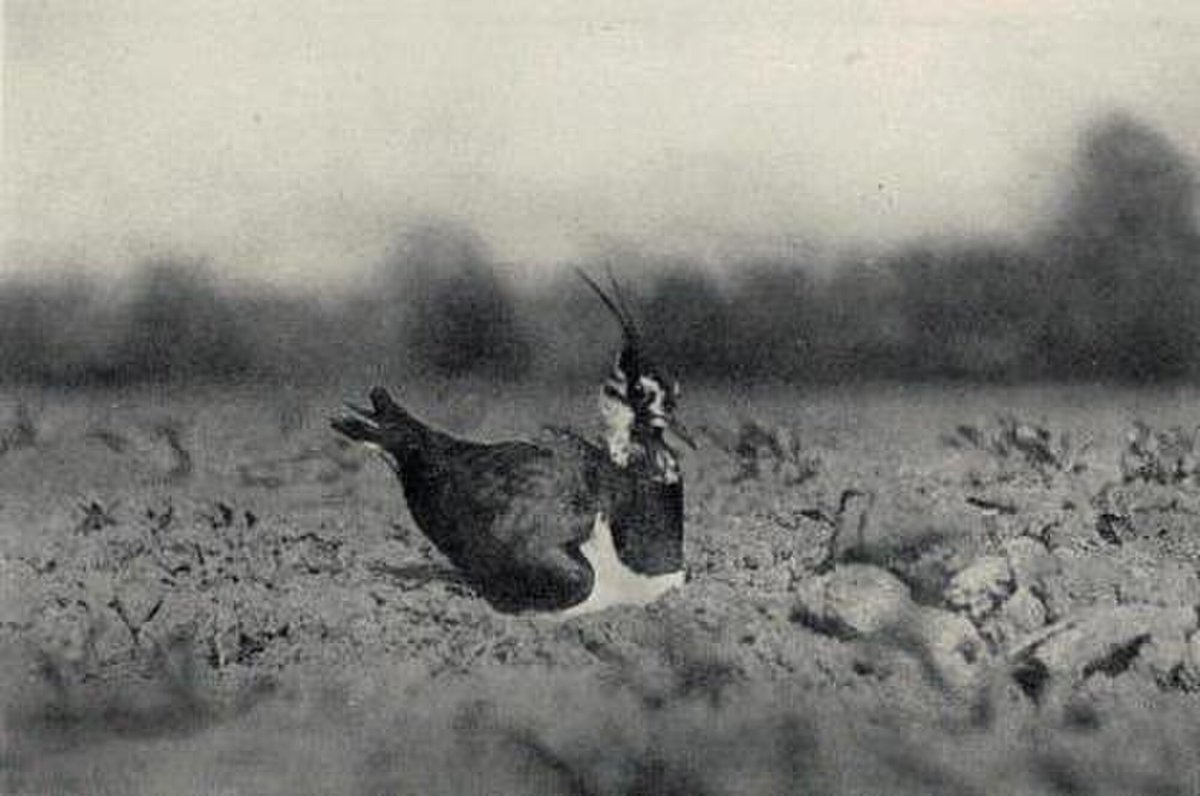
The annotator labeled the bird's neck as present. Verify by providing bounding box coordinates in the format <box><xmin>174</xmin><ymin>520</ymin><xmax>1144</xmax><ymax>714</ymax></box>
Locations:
<box><xmin>600</xmin><ymin>394</ymin><xmax>636</xmax><ymax>466</ymax></box>
<box><xmin>600</xmin><ymin>397</ymin><xmax>679</xmax><ymax>484</ymax></box>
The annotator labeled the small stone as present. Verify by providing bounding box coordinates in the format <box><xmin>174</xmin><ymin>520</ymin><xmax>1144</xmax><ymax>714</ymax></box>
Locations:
<box><xmin>944</xmin><ymin>555</ymin><xmax>1014</xmax><ymax>622</ymax></box>
<box><xmin>986</xmin><ymin>587</ymin><xmax>1048</xmax><ymax>649</ymax></box>
<box><xmin>793</xmin><ymin>565</ymin><xmax>989</xmax><ymax>693</ymax></box>
<box><xmin>1003</xmin><ymin>536</ymin><xmax>1058</xmax><ymax>589</ymax></box>
<box><xmin>999</xmin><ymin>587</ymin><xmax>1047</xmax><ymax>636</ymax></box>
<box><xmin>791</xmin><ymin>564</ymin><xmax>914</xmax><ymax>638</ymax></box>
<box><xmin>914</xmin><ymin>607</ymin><xmax>988</xmax><ymax>691</ymax></box>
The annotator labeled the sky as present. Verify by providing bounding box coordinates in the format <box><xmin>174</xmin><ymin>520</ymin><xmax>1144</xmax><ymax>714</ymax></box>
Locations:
<box><xmin>3</xmin><ymin>0</ymin><xmax>1200</xmax><ymax>290</ymax></box>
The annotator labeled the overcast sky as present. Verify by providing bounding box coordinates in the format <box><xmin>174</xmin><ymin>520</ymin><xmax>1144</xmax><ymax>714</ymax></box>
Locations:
<box><xmin>4</xmin><ymin>1</ymin><xmax>1199</xmax><ymax>289</ymax></box>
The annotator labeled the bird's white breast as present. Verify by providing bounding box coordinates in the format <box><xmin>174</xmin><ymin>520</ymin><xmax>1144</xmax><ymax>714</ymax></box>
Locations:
<box><xmin>560</xmin><ymin>513</ymin><xmax>685</xmax><ymax>618</ymax></box>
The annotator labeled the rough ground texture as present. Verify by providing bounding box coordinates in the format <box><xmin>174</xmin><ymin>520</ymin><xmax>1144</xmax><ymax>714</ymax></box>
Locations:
<box><xmin>2</xmin><ymin>383</ymin><xmax>1200</xmax><ymax>795</ymax></box>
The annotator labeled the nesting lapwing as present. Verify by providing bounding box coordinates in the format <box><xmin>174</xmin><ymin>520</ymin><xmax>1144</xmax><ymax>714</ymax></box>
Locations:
<box><xmin>332</xmin><ymin>271</ymin><xmax>695</xmax><ymax>616</ymax></box>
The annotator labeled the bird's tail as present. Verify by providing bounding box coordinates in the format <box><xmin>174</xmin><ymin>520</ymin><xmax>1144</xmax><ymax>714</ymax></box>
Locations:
<box><xmin>331</xmin><ymin>387</ymin><xmax>426</xmax><ymax>455</ymax></box>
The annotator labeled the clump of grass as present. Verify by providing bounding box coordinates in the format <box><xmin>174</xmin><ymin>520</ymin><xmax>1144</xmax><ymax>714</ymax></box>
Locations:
<box><xmin>1120</xmin><ymin>421</ymin><xmax>1200</xmax><ymax>485</ymax></box>
<box><xmin>702</xmin><ymin>420</ymin><xmax>820</xmax><ymax>485</ymax></box>
<box><xmin>943</xmin><ymin>415</ymin><xmax>1087</xmax><ymax>480</ymax></box>
<box><xmin>75</xmin><ymin>499</ymin><xmax>119</xmax><ymax>535</ymax></box>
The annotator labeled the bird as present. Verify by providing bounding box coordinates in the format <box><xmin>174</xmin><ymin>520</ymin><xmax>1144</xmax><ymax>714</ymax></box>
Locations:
<box><xmin>331</xmin><ymin>270</ymin><xmax>695</xmax><ymax>616</ymax></box>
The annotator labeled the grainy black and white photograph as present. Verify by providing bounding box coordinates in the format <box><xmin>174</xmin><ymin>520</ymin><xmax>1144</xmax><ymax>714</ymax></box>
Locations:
<box><xmin>4</xmin><ymin>2</ymin><xmax>1200</xmax><ymax>794</ymax></box>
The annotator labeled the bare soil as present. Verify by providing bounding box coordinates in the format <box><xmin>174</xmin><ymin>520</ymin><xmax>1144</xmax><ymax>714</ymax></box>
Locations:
<box><xmin>2</xmin><ymin>383</ymin><xmax>1199</xmax><ymax>795</ymax></box>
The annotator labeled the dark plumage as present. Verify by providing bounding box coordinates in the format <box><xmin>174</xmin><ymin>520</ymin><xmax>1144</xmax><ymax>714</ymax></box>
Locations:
<box><xmin>333</xmin><ymin>388</ymin><xmax>683</xmax><ymax>613</ymax></box>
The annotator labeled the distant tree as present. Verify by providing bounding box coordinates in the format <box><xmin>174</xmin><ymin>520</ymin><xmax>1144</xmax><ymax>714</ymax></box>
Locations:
<box><xmin>1042</xmin><ymin>112</ymin><xmax>1200</xmax><ymax>379</ymax></box>
<box><xmin>725</xmin><ymin>262</ymin><xmax>818</xmax><ymax>380</ymax></box>
<box><xmin>891</xmin><ymin>243</ymin><xmax>1044</xmax><ymax>379</ymax></box>
<box><xmin>0</xmin><ymin>281</ymin><xmax>60</xmax><ymax>381</ymax></box>
<box><xmin>234</xmin><ymin>292</ymin><xmax>359</xmax><ymax>384</ymax></box>
<box><xmin>381</xmin><ymin>223</ymin><xmax>531</xmax><ymax>379</ymax></box>
<box><xmin>0</xmin><ymin>276</ymin><xmax>117</xmax><ymax>384</ymax></box>
<box><xmin>641</xmin><ymin>266</ymin><xmax>734</xmax><ymax>379</ymax></box>
<box><xmin>1060</xmin><ymin>112</ymin><xmax>1197</xmax><ymax>246</ymax></box>
<box><xmin>813</xmin><ymin>261</ymin><xmax>910</xmax><ymax>380</ymax></box>
<box><xmin>115</xmin><ymin>259</ymin><xmax>252</xmax><ymax>382</ymax></box>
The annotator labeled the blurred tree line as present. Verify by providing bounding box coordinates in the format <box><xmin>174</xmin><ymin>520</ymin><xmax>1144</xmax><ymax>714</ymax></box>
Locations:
<box><xmin>1</xmin><ymin>112</ymin><xmax>1197</xmax><ymax>386</ymax></box>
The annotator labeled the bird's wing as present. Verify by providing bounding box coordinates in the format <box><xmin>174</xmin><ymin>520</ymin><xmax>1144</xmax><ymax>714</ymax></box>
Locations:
<box><xmin>459</xmin><ymin>437</ymin><xmax>612</xmax><ymax>551</ymax></box>
<box><xmin>417</xmin><ymin>436</ymin><xmax>619</xmax><ymax>611</ymax></box>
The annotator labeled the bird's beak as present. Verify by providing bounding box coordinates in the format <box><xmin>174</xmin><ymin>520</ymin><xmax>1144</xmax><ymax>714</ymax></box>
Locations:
<box><xmin>668</xmin><ymin>417</ymin><xmax>698</xmax><ymax>450</ymax></box>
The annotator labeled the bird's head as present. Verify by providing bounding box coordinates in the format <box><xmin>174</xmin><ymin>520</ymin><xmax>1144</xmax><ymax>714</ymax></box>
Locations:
<box><xmin>578</xmin><ymin>269</ymin><xmax>696</xmax><ymax>469</ymax></box>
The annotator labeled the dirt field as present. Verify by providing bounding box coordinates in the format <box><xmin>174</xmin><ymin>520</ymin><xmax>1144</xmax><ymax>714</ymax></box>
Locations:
<box><xmin>3</xmin><ymin>382</ymin><xmax>1200</xmax><ymax>795</ymax></box>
